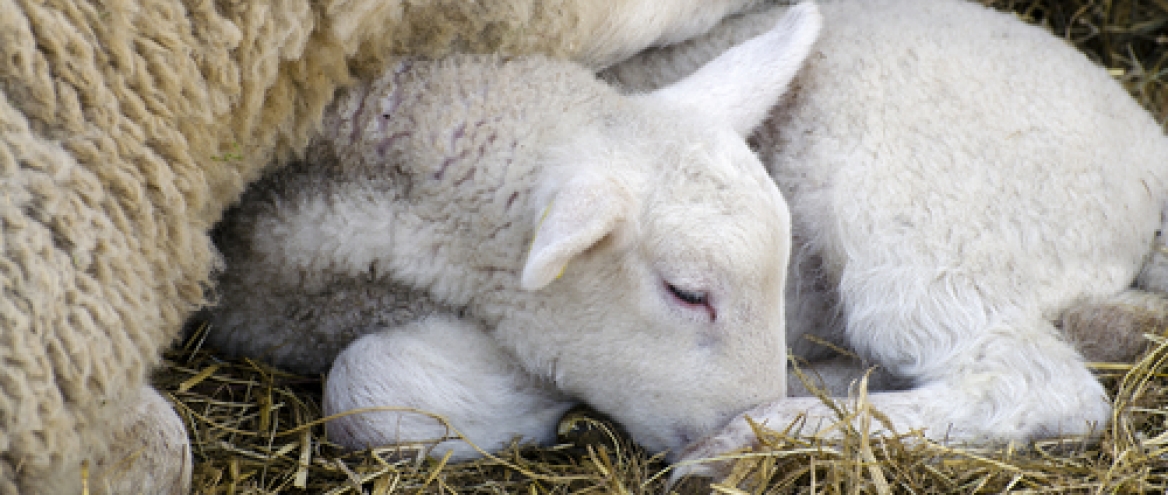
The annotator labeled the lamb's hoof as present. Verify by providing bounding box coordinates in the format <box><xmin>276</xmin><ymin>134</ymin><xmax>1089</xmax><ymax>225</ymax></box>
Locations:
<box><xmin>87</xmin><ymin>387</ymin><xmax>191</xmax><ymax>495</ymax></box>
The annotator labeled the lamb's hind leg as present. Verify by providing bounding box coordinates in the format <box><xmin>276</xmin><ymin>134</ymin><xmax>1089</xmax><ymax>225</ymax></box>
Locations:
<box><xmin>323</xmin><ymin>315</ymin><xmax>577</xmax><ymax>461</ymax></box>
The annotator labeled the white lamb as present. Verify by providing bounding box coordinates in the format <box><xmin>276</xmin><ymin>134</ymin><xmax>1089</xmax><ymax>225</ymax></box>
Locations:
<box><xmin>601</xmin><ymin>0</ymin><xmax>1168</xmax><ymax>475</ymax></box>
<box><xmin>206</xmin><ymin>6</ymin><xmax>823</xmax><ymax>460</ymax></box>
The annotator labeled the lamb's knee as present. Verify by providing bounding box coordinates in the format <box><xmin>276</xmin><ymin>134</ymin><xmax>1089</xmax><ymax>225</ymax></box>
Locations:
<box><xmin>86</xmin><ymin>386</ymin><xmax>191</xmax><ymax>495</ymax></box>
<box><xmin>324</xmin><ymin>315</ymin><xmax>575</xmax><ymax>461</ymax></box>
<box><xmin>1060</xmin><ymin>289</ymin><xmax>1168</xmax><ymax>363</ymax></box>
<box><xmin>931</xmin><ymin>323</ymin><xmax>1111</xmax><ymax>440</ymax></box>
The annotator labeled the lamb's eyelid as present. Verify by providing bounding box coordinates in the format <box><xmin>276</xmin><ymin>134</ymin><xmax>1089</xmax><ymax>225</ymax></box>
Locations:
<box><xmin>666</xmin><ymin>283</ymin><xmax>708</xmax><ymax>304</ymax></box>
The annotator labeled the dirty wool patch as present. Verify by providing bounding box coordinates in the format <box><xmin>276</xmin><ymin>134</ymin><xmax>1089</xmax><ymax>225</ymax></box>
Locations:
<box><xmin>163</xmin><ymin>0</ymin><xmax>1168</xmax><ymax>493</ymax></box>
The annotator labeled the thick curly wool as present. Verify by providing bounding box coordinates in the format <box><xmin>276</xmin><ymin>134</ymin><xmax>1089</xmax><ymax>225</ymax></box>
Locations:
<box><xmin>0</xmin><ymin>0</ymin><xmax>763</xmax><ymax>491</ymax></box>
<box><xmin>0</xmin><ymin>4</ymin><xmax>347</xmax><ymax>490</ymax></box>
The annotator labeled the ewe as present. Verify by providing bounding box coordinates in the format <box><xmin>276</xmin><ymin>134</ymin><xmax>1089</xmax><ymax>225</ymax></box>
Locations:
<box><xmin>602</xmin><ymin>0</ymin><xmax>1168</xmax><ymax>476</ymax></box>
<box><xmin>0</xmin><ymin>0</ymin><xmax>763</xmax><ymax>492</ymax></box>
<box><xmin>206</xmin><ymin>5</ymin><xmax>822</xmax><ymax>461</ymax></box>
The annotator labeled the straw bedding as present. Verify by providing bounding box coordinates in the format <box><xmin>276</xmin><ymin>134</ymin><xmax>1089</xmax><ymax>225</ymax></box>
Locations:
<box><xmin>166</xmin><ymin>0</ymin><xmax>1168</xmax><ymax>492</ymax></box>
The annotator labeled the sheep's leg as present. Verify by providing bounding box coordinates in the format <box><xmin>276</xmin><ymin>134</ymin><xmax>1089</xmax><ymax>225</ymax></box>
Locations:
<box><xmin>676</xmin><ymin>272</ymin><xmax>1111</xmax><ymax>479</ymax></box>
<box><xmin>85</xmin><ymin>386</ymin><xmax>191</xmax><ymax>495</ymax></box>
<box><xmin>677</xmin><ymin>322</ymin><xmax>1107</xmax><ymax>479</ymax></box>
<box><xmin>323</xmin><ymin>315</ymin><xmax>576</xmax><ymax>461</ymax></box>
<box><xmin>834</xmin><ymin>266</ymin><xmax>1111</xmax><ymax>442</ymax></box>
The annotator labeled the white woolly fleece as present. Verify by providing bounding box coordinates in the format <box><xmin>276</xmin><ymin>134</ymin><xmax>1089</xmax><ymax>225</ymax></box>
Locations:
<box><xmin>604</xmin><ymin>0</ymin><xmax>1168</xmax><ymax>477</ymax></box>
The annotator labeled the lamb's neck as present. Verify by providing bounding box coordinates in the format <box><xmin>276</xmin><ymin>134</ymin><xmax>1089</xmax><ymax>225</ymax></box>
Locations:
<box><xmin>321</xmin><ymin>56</ymin><xmax>608</xmax><ymax>319</ymax></box>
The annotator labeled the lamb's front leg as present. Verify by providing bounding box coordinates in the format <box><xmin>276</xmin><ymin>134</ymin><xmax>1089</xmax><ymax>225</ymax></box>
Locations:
<box><xmin>677</xmin><ymin>312</ymin><xmax>1110</xmax><ymax>479</ymax></box>
<box><xmin>324</xmin><ymin>315</ymin><xmax>577</xmax><ymax>460</ymax></box>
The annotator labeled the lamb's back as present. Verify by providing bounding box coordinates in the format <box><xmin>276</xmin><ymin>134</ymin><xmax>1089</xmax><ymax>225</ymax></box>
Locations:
<box><xmin>763</xmin><ymin>0</ymin><xmax>1168</xmax><ymax>312</ymax></box>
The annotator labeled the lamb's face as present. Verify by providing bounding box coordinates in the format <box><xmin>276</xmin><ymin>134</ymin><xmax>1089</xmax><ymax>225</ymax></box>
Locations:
<box><xmin>513</xmin><ymin>114</ymin><xmax>792</xmax><ymax>455</ymax></box>
<box><xmin>513</xmin><ymin>2</ymin><xmax>821</xmax><ymax>455</ymax></box>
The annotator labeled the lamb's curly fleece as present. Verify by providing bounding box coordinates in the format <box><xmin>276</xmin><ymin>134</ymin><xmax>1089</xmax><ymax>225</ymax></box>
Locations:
<box><xmin>0</xmin><ymin>0</ymin><xmax>760</xmax><ymax>492</ymax></box>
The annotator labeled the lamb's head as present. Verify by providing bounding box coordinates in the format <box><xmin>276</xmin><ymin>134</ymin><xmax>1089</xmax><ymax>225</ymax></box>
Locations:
<box><xmin>507</xmin><ymin>3</ymin><xmax>822</xmax><ymax>457</ymax></box>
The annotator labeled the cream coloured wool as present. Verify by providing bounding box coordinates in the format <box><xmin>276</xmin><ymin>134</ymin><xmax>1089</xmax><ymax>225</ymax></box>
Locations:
<box><xmin>602</xmin><ymin>0</ymin><xmax>1168</xmax><ymax>477</ymax></box>
<box><xmin>206</xmin><ymin>4</ymin><xmax>823</xmax><ymax>460</ymax></box>
<box><xmin>0</xmin><ymin>0</ymin><xmax>766</xmax><ymax>492</ymax></box>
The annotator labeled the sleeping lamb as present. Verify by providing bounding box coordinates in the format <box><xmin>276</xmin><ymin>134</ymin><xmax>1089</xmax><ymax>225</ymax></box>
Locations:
<box><xmin>600</xmin><ymin>0</ymin><xmax>1168</xmax><ymax>475</ymax></box>
<box><xmin>206</xmin><ymin>5</ymin><xmax>822</xmax><ymax>460</ymax></box>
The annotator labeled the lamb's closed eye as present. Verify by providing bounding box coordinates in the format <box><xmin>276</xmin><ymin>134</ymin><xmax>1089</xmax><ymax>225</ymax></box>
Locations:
<box><xmin>666</xmin><ymin>282</ymin><xmax>707</xmax><ymax>306</ymax></box>
<box><xmin>665</xmin><ymin>281</ymin><xmax>716</xmax><ymax>321</ymax></box>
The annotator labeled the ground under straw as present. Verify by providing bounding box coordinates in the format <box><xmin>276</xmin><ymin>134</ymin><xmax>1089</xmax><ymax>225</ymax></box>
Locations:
<box><xmin>164</xmin><ymin>0</ymin><xmax>1168</xmax><ymax>492</ymax></box>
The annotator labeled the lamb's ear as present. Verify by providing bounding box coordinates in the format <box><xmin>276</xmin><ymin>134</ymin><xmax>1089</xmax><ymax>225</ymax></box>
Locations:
<box><xmin>521</xmin><ymin>175</ymin><xmax>633</xmax><ymax>291</ymax></box>
<box><xmin>648</xmin><ymin>2</ymin><xmax>822</xmax><ymax>136</ymax></box>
